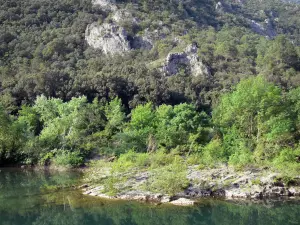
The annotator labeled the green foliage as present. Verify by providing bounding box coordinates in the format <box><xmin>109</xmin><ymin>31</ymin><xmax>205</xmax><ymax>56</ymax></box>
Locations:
<box><xmin>213</xmin><ymin>76</ymin><xmax>294</xmax><ymax>161</ymax></box>
<box><xmin>147</xmin><ymin>157</ymin><xmax>189</xmax><ymax>195</ymax></box>
<box><xmin>200</xmin><ymin>139</ymin><xmax>226</xmax><ymax>166</ymax></box>
<box><xmin>52</xmin><ymin>150</ymin><xmax>84</xmax><ymax>168</ymax></box>
<box><xmin>272</xmin><ymin>147</ymin><xmax>300</xmax><ymax>178</ymax></box>
<box><xmin>33</xmin><ymin>96</ymin><xmax>105</xmax><ymax>158</ymax></box>
<box><xmin>0</xmin><ymin>104</ymin><xmax>27</xmax><ymax>164</ymax></box>
<box><xmin>0</xmin><ymin>0</ymin><xmax>299</xmax><ymax>114</ymax></box>
<box><xmin>0</xmin><ymin>0</ymin><xmax>300</xmax><ymax>173</ymax></box>
<box><xmin>104</xmin><ymin>98</ymin><xmax>126</xmax><ymax>135</ymax></box>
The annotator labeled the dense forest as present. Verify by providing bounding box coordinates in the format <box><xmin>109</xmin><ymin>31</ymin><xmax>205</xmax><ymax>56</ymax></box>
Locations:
<box><xmin>0</xmin><ymin>0</ymin><xmax>300</xmax><ymax>177</ymax></box>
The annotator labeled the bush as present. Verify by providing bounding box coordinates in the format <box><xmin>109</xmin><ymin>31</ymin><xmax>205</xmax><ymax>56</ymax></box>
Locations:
<box><xmin>146</xmin><ymin>157</ymin><xmax>189</xmax><ymax>195</ymax></box>
<box><xmin>228</xmin><ymin>149</ymin><xmax>253</xmax><ymax>168</ymax></box>
<box><xmin>199</xmin><ymin>139</ymin><xmax>226</xmax><ymax>166</ymax></box>
<box><xmin>111</xmin><ymin>150</ymin><xmax>150</xmax><ymax>173</ymax></box>
<box><xmin>186</xmin><ymin>153</ymin><xmax>202</xmax><ymax>165</ymax></box>
<box><xmin>149</xmin><ymin>150</ymin><xmax>175</xmax><ymax>168</ymax></box>
<box><xmin>272</xmin><ymin>148</ymin><xmax>300</xmax><ymax>177</ymax></box>
<box><xmin>52</xmin><ymin>150</ymin><xmax>84</xmax><ymax>168</ymax></box>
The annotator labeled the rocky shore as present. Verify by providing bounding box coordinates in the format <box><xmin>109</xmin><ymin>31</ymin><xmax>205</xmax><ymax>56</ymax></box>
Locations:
<box><xmin>81</xmin><ymin>165</ymin><xmax>300</xmax><ymax>206</ymax></box>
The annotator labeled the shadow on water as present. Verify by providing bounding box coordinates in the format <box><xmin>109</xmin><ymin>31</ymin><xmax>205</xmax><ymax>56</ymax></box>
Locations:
<box><xmin>0</xmin><ymin>169</ymin><xmax>300</xmax><ymax>225</ymax></box>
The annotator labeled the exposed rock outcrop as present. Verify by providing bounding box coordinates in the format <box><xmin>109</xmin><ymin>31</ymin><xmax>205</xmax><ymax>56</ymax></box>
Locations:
<box><xmin>215</xmin><ymin>0</ymin><xmax>233</xmax><ymax>13</ymax></box>
<box><xmin>250</xmin><ymin>19</ymin><xmax>277</xmax><ymax>38</ymax></box>
<box><xmin>112</xmin><ymin>9</ymin><xmax>139</xmax><ymax>24</ymax></box>
<box><xmin>162</xmin><ymin>43</ymin><xmax>211</xmax><ymax>78</ymax></box>
<box><xmin>83</xmin><ymin>187</ymin><xmax>171</xmax><ymax>203</ymax></box>
<box><xmin>132</xmin><ymin>26</ymin><xmax>170</xmax><ymax>50</ymax></box>
<box><xmin>131</xmin><ymin>36</ymin><xmax>154</xmax><ymax>50</ymax></box>
<box><xmin>82</xmin><ymin>165</ymin><xmax>300</xmax><ymax>206</ymax></box>
<box><xmin>185</xmin><ymin>166</ymin><xmax>299</xmax><ymax>199</ymax></box>
<box><xmin>92</xmin><ymin>0</ymin><xmax>117</xmax><ymax>11</ymax></box>
<box><xmin>85</xmin><ymin>22</ymin><xmax>170</xmax><ymax>53</ymax></box>
<box><xmin>85</xmin><ymin>22</ymin><xmax>130</xmax><ymax>55</ymax></box>
<box><xmin>215</xmin><ymin>1</ymin><xmax>278</xmax><ymax>39</ymax></box>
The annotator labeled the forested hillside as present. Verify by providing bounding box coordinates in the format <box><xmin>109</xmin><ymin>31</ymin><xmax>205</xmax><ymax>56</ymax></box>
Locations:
<box><xmin>0</xmin><ymin>0</ymin><xmax>300</xmax><ymax>170</ymax></box>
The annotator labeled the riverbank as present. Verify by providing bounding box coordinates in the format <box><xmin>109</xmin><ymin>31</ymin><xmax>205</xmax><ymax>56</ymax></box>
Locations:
<box><xmin>81</xmin><ymin>164</ymin><xmax>300</xmax><ymax>206</ymax></box>
<box><xmin>2</xmin><ymin>167</ymin><xmax>300</xmax><ymax>225</ymax></box>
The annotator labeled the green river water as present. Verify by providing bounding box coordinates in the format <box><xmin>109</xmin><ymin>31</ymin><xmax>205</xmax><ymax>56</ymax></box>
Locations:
<box><xmin>0</xmin><ymin>168</ymin><xmax>300</xmax><ymax>225</ymax></box>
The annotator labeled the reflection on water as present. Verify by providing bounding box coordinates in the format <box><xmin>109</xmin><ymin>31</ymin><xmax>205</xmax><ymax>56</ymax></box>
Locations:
<box><xmin>0</xmin><ymin>169</ymin><xmax>300</xmax><ymax>225</ymax></box>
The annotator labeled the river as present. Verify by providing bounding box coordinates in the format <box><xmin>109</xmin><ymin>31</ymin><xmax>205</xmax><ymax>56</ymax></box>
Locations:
<box><xmin>0</xmin><ymin>168</ymin><xmax>300</xmax><ymax>225</ymax></box>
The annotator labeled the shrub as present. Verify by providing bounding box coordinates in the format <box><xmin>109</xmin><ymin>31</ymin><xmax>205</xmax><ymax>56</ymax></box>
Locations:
<box><xmin>199</xmin><ymin>139</ymin><xmax>225</xmax><ymax>166</ymax></box>
<box><xmin>111</xmin><ymin>150</ymin><xmax>150</xmax><ymax>173</ymax></box>
<box><xmin>186</xmin><ymin>153</ymin><xmax>202</xmax><ymax>165</ymax></box>
<box><xmin>272</xmin><ymin>148</ymin><xmax>300</xmax><ymax>178</ymax></box>
<box><xmin>52</xmin><ymin>150</ymin><xmax>84</xmax><ymax>167</ymax></box>
<box><xmin>149</xmin><ymin>150</ymin><xmax>175</xmax><ymax>168</ymax></box>
<box><xmin>228</xmin><ymin>149</ymin><xmax>253</xmax><ymax>168</ymax></box>
<box><xmin>146</xmin><ymin>157</ymin><xmax>189</xmax><ymax>195</ymax></box>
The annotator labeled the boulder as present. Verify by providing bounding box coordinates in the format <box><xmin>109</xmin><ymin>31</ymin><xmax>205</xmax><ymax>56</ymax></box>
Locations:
<box><xmin>170</xmin><ymin>198</ymin><xmax>196</xmax><ymax>206</ymax></box>
<box><xmin>117</xmin><ymin>191</ymin><xmax>170</xmax><ymax>203</ymax></box>
<box><xmin>288</xmin><ymin>187</ymin><xmax>300</xmax><ymax>196</ymax></box>
<box><xmin>85</xmin><ymin>23</ymin><xmax>130</xmax><ymax>55</ymax></box>
<box><xmin>183</xmin><ymin>186</ymin><xmax>212</xmax><ymax>197</ymax></box>
<box><xmin>118</xmin><ymin>192</ymin><xmax>149</xmax><ymax>201</ymax></box>
<box><xmin>225</xmin><ymin>189</ymin><xmax>249</xmax><ymax>198</ymax></box>
<box><xmin>160</xmin><ymin>196</ymin><xmax>171</xmax><ymax>203</ymax></box>
<box><xmin>97</xmin><ymin>193</ymin><xmax>117</xmax><ymax>199</ymax></box>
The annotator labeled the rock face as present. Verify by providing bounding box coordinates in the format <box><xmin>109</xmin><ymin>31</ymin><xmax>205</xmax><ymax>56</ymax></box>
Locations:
<box><xmin>215</xmin><ymin>0</ymin><xmax>233</xmax><ymax>13</ymax></box>
<box><xmin>216</xmin><ymin>1</ymin><xmax>278</xmax><ymax>39</ymax></box>
<box><xmin>92</xmin><ymin>0</ymin><xmax>117</xmax><ymax>11</ymax></box>
<box><xmin>112</xmin><ymin>9</ymin><xmax>139</xmax><ymax>24</ymax></box>
<box><xmin>131</xmin><ymin>36</ymin><xmax>153</xmax><ymax>50</ymax></box>
<box><xmin>162</xmin><ymin>43</ymin><xmax>211</xmax><ymax>78</ymax></box>
<box><xmin>250</xmin><ymin>19</ymin><xmax>277</xmax><ymax>38</ymax></box>
<box><xmin>85</xmin><ymin>22</ymin><xmax>169</xmax><ymax>53</ymax></box>
<box><xmin>132</xmin><ymin>26</ymin><xmax>170</xmax><ymax>50</ymax></box>
<box><xmin>85</xmin><ymin>23</ymin><xmax>130</xmax><ymax>55</ymax></box>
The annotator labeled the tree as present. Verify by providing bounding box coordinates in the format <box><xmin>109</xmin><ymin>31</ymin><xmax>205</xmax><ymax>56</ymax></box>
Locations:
<box><xmin>104</xmin><ymin>98</ymin><xmax>126</xmax><ymax>135</ymax></box>
<box><xmin>213</xmin><ymin>76</ymin><xmax>293</xmax><ymax>159</ymax></box>
<box><xmin>0</xmin><ymin>104</ymin><xmax>27</xmax><ymax>164</ymax></box>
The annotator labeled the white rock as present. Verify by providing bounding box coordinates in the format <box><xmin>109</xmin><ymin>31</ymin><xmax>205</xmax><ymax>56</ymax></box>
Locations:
<box><xmin>225</xmin><ymin>190</ymin><xmax>249</xmax><ymax>198</ymax></box>
<box><xmin>160</xmin><ymin>196</ymin><xmax>171</xmax><ymax>203</ymax></box>
<box><xmin>97</xmin><ymin>193</ymin><xmax>117</xmax><ymax>199</ymax></box>
<box><xmin>288</xmin><ymin>187</ymin><xmax>300</xmax><ymax>196</ymax></box>
<box><xmin>162</xmin><ymin>43</ymin><xmax>211</xmax><ymax>78</ymax></box>
<box><xmin>85</xmin><ymin>23</ymin><xmax>130</xmax><ymax>55</ymax></box>
<box><xmin>249</xmin><ymin>19</ymin><xmax>277</xmax><ymax>38</ymax></box>
<box><xmin>92</xmin><ymin>0</ymin><xmax>117</xmax><ymax>11</ymax></box>
<box><xmin>112</xmin><ymin>9</ymin><xmax>139</xmax><ymax>24</ymax></box>
<box><xmin>170</xmin><ymin>198</ymin><xmax>195</xmax><ymax>206</ymax></box>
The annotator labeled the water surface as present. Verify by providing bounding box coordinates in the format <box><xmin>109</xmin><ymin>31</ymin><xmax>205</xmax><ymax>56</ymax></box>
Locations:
<box><xmin>0</xmin><ymin>168</ymin><xmax>300</xmax><ymax>225</ymax></box>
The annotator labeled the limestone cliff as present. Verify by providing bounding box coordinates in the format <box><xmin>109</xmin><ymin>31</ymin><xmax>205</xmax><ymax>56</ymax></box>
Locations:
<box><xmin>162</xmin><ymin>44</ymin><xmax>211</xmax><ymax>78</ymax></box>
<box><xmin>85</xmin><ymin>23</ymin><xmax>130</xmax><ymax>55</ymax></box>
<box><xmin>92</xmin><ymin>0</ymin><xmax>117</xmax><ymax>11</ymax></box>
